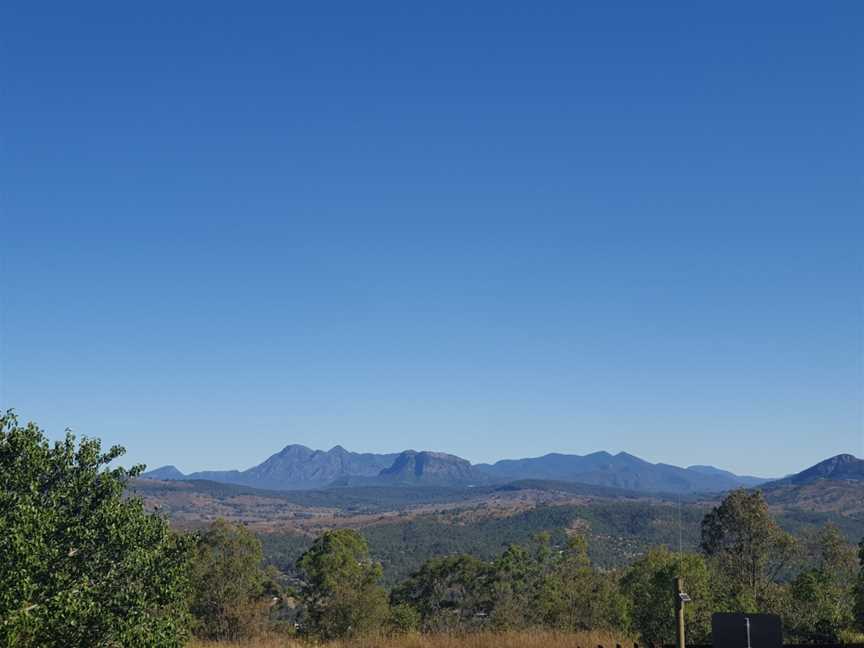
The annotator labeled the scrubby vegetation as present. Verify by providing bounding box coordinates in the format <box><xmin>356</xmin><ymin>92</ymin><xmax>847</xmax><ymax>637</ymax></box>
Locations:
<box><xmin>187</xmin><ymin>629</ymin><xmax>633</xmax><ymax>648</ymax></box>
<box><xmin>4</xmin><ymin>412</ymin><xmax>864</xmax><ymax>647</ymax></box>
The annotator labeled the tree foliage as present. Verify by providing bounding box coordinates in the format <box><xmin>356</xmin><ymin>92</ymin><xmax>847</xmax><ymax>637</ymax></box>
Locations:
<box><xmin>489</xmin><ymin>541</ymin><xmax>549</xmax><ymax>629</ymax></box>
<box><xmin>701</xmin><ymin>489</ymin><xmax>796</xmax><ymax>609</ymax></box>
<box><xmin>392</xmin><ymin>533</ymin><xmax>630</xmax><ymax>634</ymax></box>
<box><xmin>297</xmin><ymin>528</ymin><xmax>390</xmax><ymax>639</ymax></box>
<box><xmin>189</xmin><ymin>519</ymin><xmax>271</xmax><ymax>641</ymax></box>
<box><xmin>622</xmin><ymin>546</ymin><xmax>712</xmax><ymax>645</ymax></box>
<box><xmin>537</xmin><ymin>535</ymin><xmax>629</xmax><ymax>632</ymax></box>
<box><xmin>391</xmin><ymin>554</ymin><xmax>495</xmax><ymax>632</ymax></box>
<box><xmin>0</xmin><ymin>411</ymin><xmax>193</xmax><ymax>648</ymax></box>
<box><xmin>786</xmin><ymin>525</ymin><xmax>857</xmax><ymax>642</ymax></box>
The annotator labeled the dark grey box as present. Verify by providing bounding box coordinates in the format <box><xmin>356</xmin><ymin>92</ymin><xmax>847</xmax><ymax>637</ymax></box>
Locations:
<box><xmin>712</xmin><ymin>613</ymin><xmax>782</xmax><ymax>648</ymax></box>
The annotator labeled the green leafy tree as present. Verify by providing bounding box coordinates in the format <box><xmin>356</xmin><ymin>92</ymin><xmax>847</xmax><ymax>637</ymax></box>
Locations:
<box><xmin>387</xmin><ymin>602</ymin><xmax>421</xmax><ymax>634</ymax></box>
<box><xmin>701</xmin><ymin>489</ymin><xmax>796</xmax><ymax>609</ymax></box>
<box><xmin>489</xmin><ymin>535</ymin><xmax>558</xmax><ymax>629</ymax></box>
<box><xmin>0</xmin><ymin>411</ymin><xmax>193</xmax><ymax>648</ymax></box>
<box><xmin>189</xmin><ymin>519</ymin><xmax>270</xmax><ymax>640</ymax></box>
<box><xmin>297</xmin><ymin>529</ymin><xmax>389</xmax><ymax>639</ymax></box>
<box><xmin>490</xmin><ymin>544</ymin><xmax>540</xmax><ymax>629</ymax></box>
<box><xmin>537</xmin><ymin>535</ymin><xmax>629</xmax><ymax>632</ymax></box>
<box><xmin>391</xmin><ymin>554</ymin><xmax>494</xmax><ymax>632</ymax></box>
<box><xmin>622</xmin><ymin>546</ymin><xmax>712</xmax><ymax>644</ymax></box>
<box><xmin>787</xmin><ymin>525</ymin><xmax>857</xmax><ymax>642</ymax></box>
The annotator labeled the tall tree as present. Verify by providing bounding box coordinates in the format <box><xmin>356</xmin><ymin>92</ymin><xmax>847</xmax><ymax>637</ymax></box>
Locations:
<box><xmin>700</xmin><ymin>489</ymin><xmax>796</xmax><ymax>608</ymax></box>
<box><xmin>189</xmin><ymin>519</ymin><xmax>269</xmax><ymax>641</ymax></box>
<box><xmin>490</xmin><ymin>543</ymin><xmax>541</xmax><ymax>629</ymax></box>
<box><xmin>0</xmin><ymin>411</ymin><xmax>193</xmax><ymax>648</ymax></box>
<box><xmin>537</xmin><ymin>535</ymin><xmax>629</xmax><ymax>632</ymax></box>
<box><xmin>784</xmin><ymin>524</ymin><xmax>856</xmax><ymax>642</ymax></box>
<box><xmin>297</xmin><ymin>529</ymin><xmax>389</xmax><ymax>639</ymax></box>
<box><xmin>622</xmin><ymin>547</ymin><xmax>713</xmax><ymax>645</ymax></box>
<box><xmin>391</xmin><ymin>554</ymin><xmax>494</xmax><ymax>632</ymax></box>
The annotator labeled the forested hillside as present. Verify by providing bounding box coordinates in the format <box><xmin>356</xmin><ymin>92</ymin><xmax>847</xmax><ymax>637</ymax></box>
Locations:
<box><xmin>260</xmin><ymin>500</ymin><xmax>864</xmax><ymax>586</ymax></box>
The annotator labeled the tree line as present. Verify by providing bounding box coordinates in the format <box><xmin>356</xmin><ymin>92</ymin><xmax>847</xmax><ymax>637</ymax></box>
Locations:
<box><xmin>2</xmin><ymin>413</ymin><xmax>863</xmax><ymax>646</ymax></box>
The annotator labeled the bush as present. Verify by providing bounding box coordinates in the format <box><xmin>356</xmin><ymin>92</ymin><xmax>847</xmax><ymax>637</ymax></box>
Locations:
<box><xmin>388</xmin><ymin>602</ymin><xmax>422</xmax><ymax>634</ymax></box>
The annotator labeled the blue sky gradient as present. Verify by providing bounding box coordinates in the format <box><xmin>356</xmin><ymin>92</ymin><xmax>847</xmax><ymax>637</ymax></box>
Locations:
<box><xmin>2</xmin><ymin>1</ymin><xmax>862</xmax><ymax>476</ymax></box>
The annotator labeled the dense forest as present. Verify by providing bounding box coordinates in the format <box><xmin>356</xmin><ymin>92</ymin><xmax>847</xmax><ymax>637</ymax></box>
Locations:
<box><xmin>3</xmin><ymin>413</ymin><xmax>864</xmax><ymax>647</ymax></box>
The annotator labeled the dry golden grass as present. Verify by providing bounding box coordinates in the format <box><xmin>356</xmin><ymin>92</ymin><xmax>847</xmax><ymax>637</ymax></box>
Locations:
<box><xmin>188</xmin><ymin>629</ymin><xmax>634</xmax><ymax>648</ymax></box>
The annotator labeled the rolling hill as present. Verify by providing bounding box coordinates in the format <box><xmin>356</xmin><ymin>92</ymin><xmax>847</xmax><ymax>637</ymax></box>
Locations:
<box><xmin>474</xmin><ymin>451</ymin><xmax>765</xmax><ymax>494</ymax></box>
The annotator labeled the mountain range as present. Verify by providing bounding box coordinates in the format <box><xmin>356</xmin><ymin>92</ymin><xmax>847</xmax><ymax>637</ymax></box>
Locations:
<box><xmin>143</xmin><ymin>444</ymin><xmax>780</xmax><ymax>495</ymax></box>
<box><xmin>149</xmin><ymin>445</ymin><xmax>398</xmax><ymax>491</ymax></box>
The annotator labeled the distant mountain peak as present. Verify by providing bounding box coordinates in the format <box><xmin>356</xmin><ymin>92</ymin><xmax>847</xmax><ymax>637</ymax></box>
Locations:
<box><xmin>379</xmin><ymin>450</ymin><xmax>479</xmax><ymax>484</ymax></box>
<box><xmin>277</xmin><ymin>444</ymin><xmax>313</xmax><ymax>455</ymax></box>
<box><xmin>779</xmin><ymin>453</ymin><xmax>864</xmax><ymax>486</ymax></box>
<box><xmin>759</xmin><ymin>454</ymin><xmax>864</xmax><ymax>513</ymax></box>
<box><xmin>419</xmin><ymin>450</ymin><xmax>459</xmax><ymax>460</ymax></box>
<box><xmin>141</xmin><ymin>465</ymin><xmax>185</xmax><ymax>480</ymax></box>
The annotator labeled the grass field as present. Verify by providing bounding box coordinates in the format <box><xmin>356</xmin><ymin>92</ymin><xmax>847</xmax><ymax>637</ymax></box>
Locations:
<box><xmin>189</xmin><ymin>630</ymin><xmax>634</xmax><ymax>648</ymax></box>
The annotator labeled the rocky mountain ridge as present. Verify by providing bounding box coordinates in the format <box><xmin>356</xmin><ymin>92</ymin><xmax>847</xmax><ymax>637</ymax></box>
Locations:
<box><xmin>142</xmin><ymin>444</ymin><xmax>788</xmax><ymax>494</ymax></box>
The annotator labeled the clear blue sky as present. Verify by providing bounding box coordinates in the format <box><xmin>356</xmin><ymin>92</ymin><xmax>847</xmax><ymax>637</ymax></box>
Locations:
<box><xmin>2</xmin><ymin>1</ymin><xmax>861</xmax><ymax>478</ymax></box>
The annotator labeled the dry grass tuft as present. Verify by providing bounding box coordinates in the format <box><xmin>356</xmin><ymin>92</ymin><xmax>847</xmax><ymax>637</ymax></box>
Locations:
<box><xmin>189</xmin><ymin>629</ymin><xmax>634</xmax><ymax>648</ymax></box>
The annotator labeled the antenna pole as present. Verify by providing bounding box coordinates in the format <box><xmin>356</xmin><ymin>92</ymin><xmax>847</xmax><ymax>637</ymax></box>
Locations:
<box><xmin>674</xmin><ymin>577</ymin><xmax>686</xmax><ymax>648</ymax></box>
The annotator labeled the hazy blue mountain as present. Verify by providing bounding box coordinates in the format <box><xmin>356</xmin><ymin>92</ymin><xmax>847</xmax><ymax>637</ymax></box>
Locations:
<box><xmin>186</xmin><ymin>469</ymin><xmax>244</xmax><ymax>482</ymax></box>
<box><xmin>477</xmin><ymin>451</ymin><xmax>615</xmax><ymax>480</ymax></box>
<box><xmin>239</xmin><ymin>444</ymin><xmax>399</xmax><ymax>490</ymax></box>
<box><xmin>757</xmin><ymin>455</ymin><xmax>864</xmax><ymax>514</ymax></box>
<box><xmin>475</xmin><ymin>451</ymin><xmax>765</xmax><ymax>494</ymax></box>
<box><xmin>686</xmin><ymin>464</ymin><xmax>769</xmax><ymax>487</ymax></box>
<box><xmin>141</xmin><ymin>465</ymin><xmax>186</xmax><ymax>480</ymax></box>
<box><xmin>143</xmin><ymin>445</ymin><xmax>768</xmax><ymax>494</ymax></box>
<box><xmin>179</xmin><ymin>444</ymin><xmax>399</xmax><ymax>491</ymax></box>
<box><xmin>376</xmin><ymin>450</ymin><xmax>484</xmax><ymax>486</ymax></box>
<box><xmin>763</xmin><ymin>454</ymin><xmax>864</xmax><ymax>488</ymax></box>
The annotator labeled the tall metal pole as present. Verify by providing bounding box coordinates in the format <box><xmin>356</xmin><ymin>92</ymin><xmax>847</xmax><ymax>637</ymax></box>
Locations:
<box><xmin>674</xmin><ymin>577</ymin><xmax>686</xmax><ymax>648</ymax></box>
